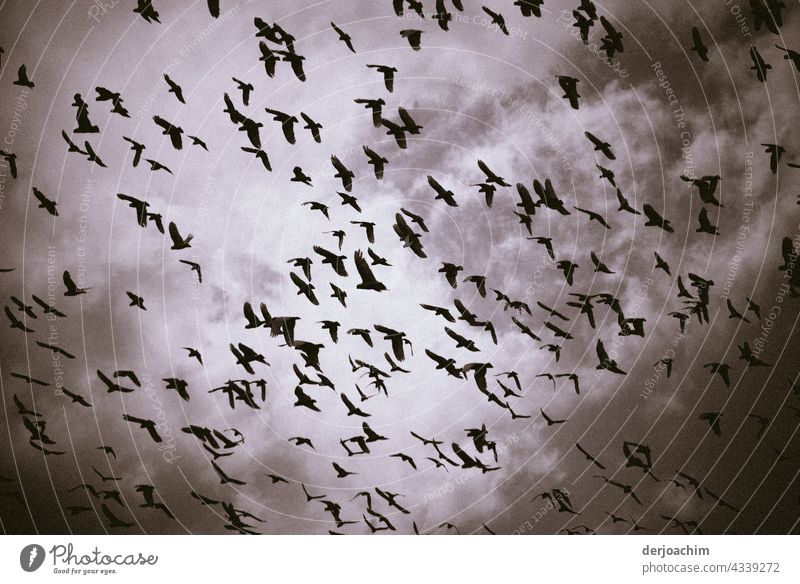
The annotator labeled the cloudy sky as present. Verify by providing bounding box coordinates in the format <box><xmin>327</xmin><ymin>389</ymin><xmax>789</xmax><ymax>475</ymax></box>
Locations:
<box><xmin>1</xmin><ymin>0</ymin><xmax>799</xmax><ymax>535</ymax></box>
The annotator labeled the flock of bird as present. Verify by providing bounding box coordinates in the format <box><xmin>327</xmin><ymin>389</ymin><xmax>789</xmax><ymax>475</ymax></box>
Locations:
<box><xmin>1</xmin><ymin>0</ymin><xmax>799</xmax><ymax>535</ymax></box>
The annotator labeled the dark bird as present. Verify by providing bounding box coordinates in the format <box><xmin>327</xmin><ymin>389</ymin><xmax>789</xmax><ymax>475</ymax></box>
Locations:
<box><xmin>96</xmin><ymin>87</ymin><xmax>130</xmax><ymax>117</ymax></box>
<box><xmin>745</xmin><ymin>297</ymin><xmax>761</xmax><ymax>320</ymax></box>
<box><xmin>477</xmin><ymin>159</ymin><xmax>509</xmax><ymax>188</ymax></box>
<box><xmin>184</xmin><ymin>347</ymin><xmax>203</xmax><ymax>365</ymax></box>
<box><xmin>13</xmin><ymin>64</ymin><xmax>34</xmax><ymax>88</ymax></box>
<box><xmin>541</xmin><ymin>408</ymin><xmax>567</xmax><ymax>426</ymax></box>
<box><xmin>439</xmin><ymin>263</ymin><xmax>463</xmax><ymax>288</ymax></box>
<box><xmin>93</xmin><ymin>466</ymin><xmax>122</xmax><ymax>483</ymax></box>
<box><xmin>390</xmin><ymin>452</ymin><xmax>417</xmax><ymax>470</ymax></box>
<box><xmin>591</xmin><ymin>251</ymin><xmax>615</xmax><ymax>274</ymax></box>
<box><xmin>122</xmin><ymin>136</ymin><xmax>145</xmax><ymax>167</ymax></box>
<box><xmin>5</xmin><ymin>306</ymin><xmax>33</xmax><ymax>333</ymax></box>
<box><xmin>654</xmin><ymin>357</ymin><xmax>673</xmax><ymax>378</ymax></box>
<box><xmin>348</xmin><ymin>328</ymin><xmax>374</xmax><ymax>347</ymax></box>
<box><xmin>179</xmin><ymin>260</ymin><xmax>202</xmax><ymax>283</ymax></box>
<box><xmin>366</xmin><ymin>65</ymin><xmax>397</xmax><ymax>92</ymax></box>
<box><xmin>574</xmin><ymin>206</ymin><xmax>611</xmax><ymax>229</ymax></box>
<box><xmin>400</xmin><ymin>207</ymin><xmax>429</xmax><ymax>232</ymax></box>
<box><xmin>473</xmin><ymin>182</ymin><xmax>497</xmax><ymax>207</ymax></box>
<box><xmin>350</xmin><ymin>221</ymin><xmax>375</xmax><ymax>243</ymax></box>
<box><xmin>428</xmin><ymin>175</ymin><xmax>458</xmax><ymax>206</ymax></box>
<box><xmin>690</xmin><ymin>27</ymin><xmax>709</xmax><ymax>62</ymax></box>
<box><xmin>232</xmin><ymin>77</ymin><xmax>253</xmax><ymax>106</ymax></box>
<box><xmin>643</xmin><ymin>204</ymin><xmax>674</xmax><ymax>233</ymax></box>
<box><xmin>136</xmin><ymin>484</ymin><xmax>174</xmax><ymax>518</ymax></box>
<box><xmin>122</xmin><ymin>414</ymin><xmax>162</xmax><ymax>443</ymax></box>
<box><xmin>515</xmin><ymin>0</ymin><xmax>543</xmax><ymax>17</ymax></box>
<box><xmin>188</xmin><ymin>135</ymin><xmax>208</xmax><ymax>151</ymax></box>
<box><xmin>556</xmin><ymin>260</ymin><xmax>578</xmax><ymax>286</ymax></box>
<box><xmin>511</xmin><ymin>316</ymin><xmax>541</xmax><ymax>342</ymax></box>
<box><xmin>168</xmin><ymin>222</ymin><xmax>193</xmax><ymax>250</ymax></box>
<box><xmin>241</xmin><ymin>146</ymin><xmax>272</xmax><ymax>171</ymax></box>
<box><xmin>0</xmin><ymin>149</ymin><xmax>17</xmax><ymax>178</ymax></box>
<box><xmin>446</xmin><ymin>326</ymin><xmax>480</xmax><ymax>351</ymax></box>
<box><xmin>544</xmin><ymin>320</ymin><xmax>573</xmax><ymax>340</ymax></box>
<box><xmin>727</xmin><ymin>298</ymin><xmax>751</xmax><ymax>322</ymax></box>
<box><xmin>599</xmin><ymin>16</ymin><xmax>624</xmax><ymax>58</ymax></box>
<box><xmin>394</xmin><ymin>213</ymin><xmax>426</xmax><ymax>258</ymax></box>
<box><xmin>696</xmin><ymin>207</ymin><xmax>719</xmax><ymax>235</ymax></box>
<box><xmin>72</xmin><ymin>94</ymin><xmax>99</xmax><ymax>133</ymax></box>
<box><xmin>264</xmin><ymin>107</ymin><xmax>298</xmax><ymax>144</ymax></box>
<box><xmin>164</xmin><ymin>74</ymin><xmax>185</xmax><ymax>104</ymax></box>
<box><xmin>126</xmin><ymin>291</ymin><xmax>146</xmax><ymax>310</ymax></box>
<box><xmin>341</xmin><ymin>392</ymin><xmax>370</xmax><ymax>417</ymax></box>
<box><xmin>164</xmin><ymin>378</ymin><xmax>190</xmax><ymax>401</ymax></box>
<box><xmin>775</xmin><ymin>45</ymin><xmax>800</xmax><ymax>72</ymax></box>
<box><xmin>533</xmin><ymin>178</ymin><xmax>570</xmax><ymax>215</ymax></box>
<box><xmin>420</xmin><ymin>303</ymin><xmax>455</xmax><ymax>322</ymax></box>
<box><xmin>535</xmin><ymin>489</ymin><xmax>577</xmax><ymax>513</ymax></box>
<box><xmin>464</xmin><ymin>274</ymin><xmax>487</xmax><ymax>297</ymax></box>
<box><xmin>481</xmin><ymin>7</ymin><xmax>510</xmax><ymax>35</ymax></box>
<box><xmin>133</xmin><ymin>0</ymin><xmax>160</xmax><ymax>23</ymax></box>
<box><xmin>400</xmin><ymin>29</ymin><xmax>423</xmax><ymax>51</ymax></box>
<box><xmin>576</xmin><ymin>442</ymin><xmax>605</xmax><ymax>469</ymax></box>
<box><xmin>314</xmin><ymin>245</ymin><xmax>348</xmax><ymax>277</ymax></box>
<box><xmin>14</xmin><ymin>394</ymin><xmax>41</xmax><ymax>417</ymax></box>
<box><xmin>529</xmin><ymin>237</ymin><xmax>555</xmax><ymax>260</ymax></box>
<box><xmin>293</xmin><ymin>386</ymin><xmax>320</xmax><ymax>412</ymax></box>
<box><xmin>616</xmin><ymin>189</ymin><xmax>640</xmax><ymax>215</ymax></box>
<box><xmin>354</xmin><ymin>250</ymin><xmax>386</xmax><ymax>291</ymax></box>
<box><xmin>331</xmin><ymin>22</ymin><xmax>355</xmax><ymax>53</ymax></box>
<box><xmin>596</xmin><ymin>164</ymin><xmax>616</xmax><ymax>186</ymax></box>
<box><xmin>11</xmin><ymin>372</ymin><xmax>49</xmax><ymax>386</ymax></box>
<box><xmin>62</xmin><ymin>387</ymin><xmax>93</xmax><ymax>408</ymax></box>
<box><xmin>703</xmin><ymin>362</ymin><xmax>730</xmax><ymax>387</ymax></box>
<box><xmin>32</xmin><ymin>295</ymin><xmax>66</xmax><ymax>317</ymax></box>
<box><xmin>585</xmin><ymin>131</ymin><xmax>615</xmax><ymax>160</ymax></box>
<box><xmin>699</xmin><ymin>411</ymin><xmax>722</xmax><ymax>436</ymax></box>
<box><xmin>355</xmin><ymin>98</ymin><xmax>386</xmax><ymax>127</ymax></box>
<box><xmin>596</xmin><ymin>339</ymin><xmax>626</xmax><ymax>374</ymax></box>
<box><xmin>83</xmin><ymin>141</ymin><xmax>106</xmax><ymax>167</ymax></box>
<box><xmin>291</xmin><ymin>166</ymin><xmax>312</xmax><ymax>186</ymax></box>
<box><xmin>332</xmin><ymin>462</ymin><xmax>357</xmax><ymax>478</ymax></box>
<box><xmin>654</xmin><ymin>252</ymin><xmax>671</xmax><ymax>275</ymax></box>
<box><xmin>595</xmin><ymin>475</ymin><xmax>642</xmax><ymax>505</ymax></box>
<box><xmin>762</xmin><ymin>143</ymin><xmax>785</xmax><ymax>174</ymax></box>
<box><xmin>289</xmin><ymin>436</ymin><xmax>315</xmax><ymax>450</ymax></box>
<box><xmin>557</xmin><ymin>75</ymin><xmax>580</xmax><ymax>109</ymax></box>
<box><xmin>747</xmin><ymin>413</ymin><xmax>770</xmax><ymax>439</ymax></box>
<box><xmin>738</xmin><ymin>341</ymin><xmax>769</xmax><ymax>368</ymax></box>
<box><xmin>211</xmin><ymin>460</ymin><xmax>246</xmax><ymax>485</ymax></box>
<box><xmin>290</xmin><ymin>272</ymin><xmax>319</xmax><ymax>305</ymax></box>
<box><xmin>153</xmin><ymin>115</ymin><xmax>183</xmax><ymax>150</ymax></box>
<box><xmin>318</xmin><ymin>320</ymin><xmax>340</xmax><ymax>343</ymax></box>
<box><xmin>63</xmin><ymin>270</ymin><xmax>88</xmax><ymax>296</ymax></box>
<box><xmin>364</xmin><ymin>146</ymin><xmax>388</xmax><ymax>179</ymax></box>
<box><xmin>750</xmin><ymin>46</ymin><xmax>771</xmax><ymax>82</ymax></box>
<box><xmin>381</xmin><ymin>118</ymin><xmax>408</xmax><ymax>149</ymax></box>
<box><xmin>331</xmin><ymin>155</ymin><xmax>355</xmax><ymax>191</ymax></box>
<box><xmin>302</xmin><ymin>113</ymin><xmax>323</xmax><ymax>144</ymax></box>
<box><xmin>101</xmin><ymin>504</ymin><xmax>133</xmax><ymax>529</ymax></box>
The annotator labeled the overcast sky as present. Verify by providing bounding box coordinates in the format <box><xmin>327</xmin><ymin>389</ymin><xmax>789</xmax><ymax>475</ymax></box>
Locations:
<box><xmin>1</xmin><ymin>0</ymin><xmax>799</xmax><ymax>535</ymax></box>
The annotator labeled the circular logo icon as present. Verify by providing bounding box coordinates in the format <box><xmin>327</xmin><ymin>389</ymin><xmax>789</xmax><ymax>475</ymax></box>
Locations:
<box><xmin>20</xmin><ymin>544</ymin><xmax>46</xmax><ymax>572</ymax></box>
